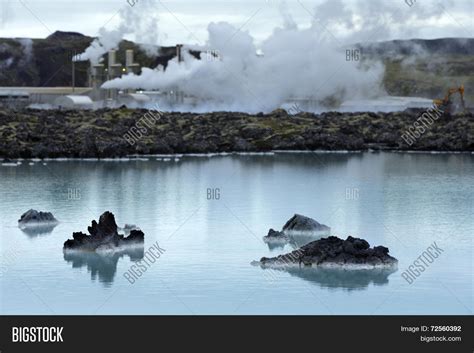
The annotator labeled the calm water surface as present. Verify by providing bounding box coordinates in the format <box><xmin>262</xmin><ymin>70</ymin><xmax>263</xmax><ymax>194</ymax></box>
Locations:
<box><xmin>0</xmin><ymin>152</ymin><xmax>472</xmax><ymax>314</ymax></box>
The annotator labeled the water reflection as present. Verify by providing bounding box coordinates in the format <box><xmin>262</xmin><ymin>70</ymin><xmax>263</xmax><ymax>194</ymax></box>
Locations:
<box><xmin>19</xmin><ymin>224</ymin><xmax>58</xmax><ymax>237</ymax></box>
<box><xmin>63</xmin><ymin>247</ymin><xmax>144</xmax><ymax>286</ymax></box>
<box><xmin>266</xmin><ymin>242</ymin><xmax>286</xmax><ymax>251</ymax></box>
<box><xmin>263</xmin><ymin>266</ymin><xmax>397</xmax><ymax>291</ymax></box>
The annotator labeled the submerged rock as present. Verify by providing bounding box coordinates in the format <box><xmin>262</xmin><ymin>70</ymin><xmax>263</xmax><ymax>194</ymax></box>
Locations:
<box><xmin>282</xmin><ymin>214</ymin><xmax>330</xmax><ymax>234</ymax></box>
<box><xmin>63</xmin><ymin>211</ymin><xmax>144</xmax><ymax>252</ymax></box>
<box><xmin>20</xmin><ymin>224</ymin><xmax>58</xmax><ymax>237</ymax></box>
<box><xmin>256</xmin><ymin>236</ymin><xmax>398</xmax><ymax>269</ymax></box>
<box><xmin>18</xmin><ymin>209</ymin><xmax>58</xmax><ymax>228</ymax></box>
<box><xmin>263</xmin><ymin>228</ymin><xmax>289</xmax><ymax>244</ymax></box>
<box><xmin>118</xmin><ymin>224</ymin><xmax>141</xmax><ymax>236</ymax></box>
<box><xmin>263</xmin><ymin>214</ymin><xmax>330</xmax><ymax>244</ymax></box>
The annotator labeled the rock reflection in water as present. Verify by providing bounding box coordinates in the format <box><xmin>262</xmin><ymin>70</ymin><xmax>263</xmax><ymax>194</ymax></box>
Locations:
<box><xmin>263</xmin><ymin>266</ymin><xmax>397</xmax><ymax>291</ymax></box>
<box><xmin>20</xmin><ymin>224</ymin><xmax>58</xmax><ymax>237</ymax></box>
<box><xmin>266</xmin><ymin>242</ymin><xmax>286</xmax><ymax>251</ymax></box>
<box><xmin>63</xmin><ymin>247</ymin><xmax>144</xmax><ymax>286</ymax></box>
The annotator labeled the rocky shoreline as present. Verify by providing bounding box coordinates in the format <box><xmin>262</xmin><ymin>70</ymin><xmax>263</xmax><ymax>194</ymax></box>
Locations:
<box><xmin>1</xmin><ymin>108</ymin><xmax>473</xmax><ymax>158</ymax></box>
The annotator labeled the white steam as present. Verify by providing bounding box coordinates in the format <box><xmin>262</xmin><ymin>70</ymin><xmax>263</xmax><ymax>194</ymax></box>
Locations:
<box><xmin>76</xmin><ymin>0</ymin><xmax>160</xmax><ymax>63</ymax></box>
<box><xmin>98</xmin><ymin>0</ymin><xmax>460</xmax><ymax>112</ymax></box>
<box><xmin>103</xmin><ymin>0</ymin><xmax>387</xmax><ymax>112</ymax></box>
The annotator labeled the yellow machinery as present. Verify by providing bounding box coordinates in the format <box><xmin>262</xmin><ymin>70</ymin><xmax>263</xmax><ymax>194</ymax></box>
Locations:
<box><xmin>433</xmin><ymin>85</ymin><xmax>466</xmax><ymax>113</ymax></box>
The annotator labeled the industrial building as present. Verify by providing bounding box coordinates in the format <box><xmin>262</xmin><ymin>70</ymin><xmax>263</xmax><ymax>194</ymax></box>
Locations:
<box><xmin>0</xmin><ymin>90</ymin><xmax>30</xmax><ymax>109</ymax></box>
<box><xmin>0</xmin><ymin>87</ymin><xmax>92</xmax><ymax>108</ymax></box>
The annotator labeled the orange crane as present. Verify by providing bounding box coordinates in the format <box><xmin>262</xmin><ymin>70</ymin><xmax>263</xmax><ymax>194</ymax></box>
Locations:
<box><xmin>433</xmin><ymin>85</ymin><xmax>466</xmax><ymax>113</ymax></box>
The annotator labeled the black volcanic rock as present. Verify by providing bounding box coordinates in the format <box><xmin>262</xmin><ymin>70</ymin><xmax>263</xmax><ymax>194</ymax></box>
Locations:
<box><xmin>119</xmin><ymin>224</ymin><xmax>140</xmax><ymax>236</ymax></box>
<box><xmin>282</xmin><ymin>214</ymin><xmax>331</xmax><ymax>234</ymax></box>
<box><xmin>63</xmin><ymin>211</ymin><xmax>144</xmax><ymax>251</ymax></box>
<box><xmin>263</xmin><ymin>228</ymin><xmax>289</xmax><ymax>243</ymax></box>
<box><xmin>0</xmin><ymin>109</ymin><xmax>473</xmax><ymax>159</ymax></box>
<box><xmin>18</xmin><ymin>209</ymin><xmax>58</xmax><ymax>227</ymax></box>
<box><xmin>256</xmin><ymin>236</ymin><xmax>398</xmax><ymax>269</ymax></box>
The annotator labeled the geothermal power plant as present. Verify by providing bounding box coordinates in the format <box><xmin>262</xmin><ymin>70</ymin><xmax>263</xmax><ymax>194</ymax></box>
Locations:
<box><xmin>0</xmin><ymin>38</ymin><xmax>470</xmax><ymax>114</ymax></box>
<box><xmin>0</xmin><ymin>44</ymin><xmax>438</xmax><ymax>113</ymax></box>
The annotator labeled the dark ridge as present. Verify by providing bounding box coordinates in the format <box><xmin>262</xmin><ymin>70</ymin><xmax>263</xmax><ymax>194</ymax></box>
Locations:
<box><xmin>46</xmin><ymin>31</ymin><xmax>87</xmax><ymax>40</ymax></box>
<box><xmin>0</xmin><ymin>32</ymin><xmax>199</xmax><ymax>87</ymax></box>
<box><xmin>358</xmin><ymin>37</ymin><xmax>474</xmax><ymax>56</ymax></box>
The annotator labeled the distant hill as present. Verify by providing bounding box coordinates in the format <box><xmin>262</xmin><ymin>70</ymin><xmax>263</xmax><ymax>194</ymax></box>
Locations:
<box><xmin>358</xmin><ymin>37</ymin><xmax>474</xmax><ymax>56</ymax></box>
<box><xmin>0</xmin><ymin>33</ymin><xmax>473</xmax><ymax>105</ymax></box>
<box><xmin>357</xmin><ymin>38</ymin><xmax>474</xmax><ymax>104</ymax></box>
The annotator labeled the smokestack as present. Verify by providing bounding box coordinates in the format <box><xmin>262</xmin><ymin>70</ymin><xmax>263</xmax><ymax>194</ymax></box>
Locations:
<box><xmin>125</xmin><ymin>49</ymin><xmax>134</xmax><ymax>67</ymax></box>
<box><xmin>107</xmin><ymin>50</ymin><xmax>123</xmax><ymax>80</ymax></box>
<box><xmin>107</xmin><ymin>49</ymin><xmax>123</xmax><ymax>100</ymax></box>
<box><xmin>176</xmin><ymin>44</ymin><xmax>183</xmax><ymax>63</ymax></box>
<box><xmin>108</xmin><ymin>50</ymin><xmax>117</xmax><ymax>68</ymax></box>
<box><xmin>125</xmin><ymin>49</ymin><xmax>140</xmax><ymax>74</ymax></box>
<box><xmin>88</xmin><ymin>62</ymin><xmax>105</xmax><ymax>100</ymax></box>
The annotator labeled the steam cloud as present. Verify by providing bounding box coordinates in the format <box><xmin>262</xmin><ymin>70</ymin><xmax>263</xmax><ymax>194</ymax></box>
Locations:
<box><xmin>94</xmin><ymin>0</ymin><xmax>458</xmax><ymax>112</ymax></box>
<box><xmin>76</xmin><ymin>0</ymin><xmax>160</xmax><ymax>63</ymax></box>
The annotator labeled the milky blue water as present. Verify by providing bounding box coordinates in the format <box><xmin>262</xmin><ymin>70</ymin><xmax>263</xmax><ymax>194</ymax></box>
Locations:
<box><xmin>0</xmin><ymin>152</ymin><xmax>472</xmax><ymax>314</ymax></box>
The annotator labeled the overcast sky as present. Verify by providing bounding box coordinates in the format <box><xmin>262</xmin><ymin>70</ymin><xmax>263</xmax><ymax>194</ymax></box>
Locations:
<box><xmin>0</xmin><ymin>0</ymin><xmax>472</xmax><ymax>45</ymax></box>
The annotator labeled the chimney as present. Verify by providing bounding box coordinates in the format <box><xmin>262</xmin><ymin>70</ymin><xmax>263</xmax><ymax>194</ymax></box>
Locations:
<box><xmin>89</xmin><ymin>62</ymin><xmax>105</xmax><ymax>100</ymax></box>
<box><xmin>89</xmin><ymin>63</ymin><xmax>104</xmax><ymax>86</ymax></box>
<box><xmin>125</xmin><ymin>49</ymin><xmax>140</xmax><ymax>74</ymax></box>
<box><xmin>108</xmin><ymin>50</ymin><xmax>117</xmax><ymax>68</ymax></box>
<box><xmin>107</xmin><ymin>50</ymin><xmax>122</xmax><ymax>80</ymax></box>
<box><xmin>176</xmin><ymin>44</ymin><xmax>183</xmax><ymax>63</ymax></box>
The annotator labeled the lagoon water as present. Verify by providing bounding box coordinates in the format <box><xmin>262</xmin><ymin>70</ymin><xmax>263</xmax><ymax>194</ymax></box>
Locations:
<box><xmin>0</xmin><ymin>152</ymin><xmax>472</xmax><ymax>315</ymax></box>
